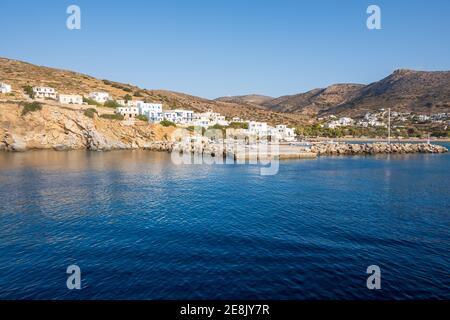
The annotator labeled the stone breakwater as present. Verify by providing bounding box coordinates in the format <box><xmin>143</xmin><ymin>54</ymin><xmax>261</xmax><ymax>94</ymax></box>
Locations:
<box><xmin>310</xmin><ymin>143</ymin><xmax>448</xmax><ymax>155</ymax></box>
<box><xmin>171</xmin><ymin>141</ymin><xmax>448</xmax><ymax>159</ymax></box>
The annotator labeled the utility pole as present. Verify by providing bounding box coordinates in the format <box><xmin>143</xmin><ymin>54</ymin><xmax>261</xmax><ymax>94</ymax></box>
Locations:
<box><xmin>388</xmin><ymin>108</ymin><xmax>391</xmax><ymax>144</ymax></box>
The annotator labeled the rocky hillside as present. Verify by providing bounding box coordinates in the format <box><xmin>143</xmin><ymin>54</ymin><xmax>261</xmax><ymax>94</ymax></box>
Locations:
<box><xmin>0</xmin><ymin>57</ymin><xmax>307</xmax><ymax>126</ymax></box>
<box><xmin>261</xmin><ymin>84</ymin><xmax>364</xmax><ymax>116</ymax></box>
<box><xmin>215</xmin><ymin>94</ymin><xmax>274</xmax><ymax>107</ymax></box>
<box><xmin>218</xmin><ymin>69</ymin><xmax>450</xmax><ymax>117</ymax></box>
<box><xmin>329</xmin><ymin>69</ymin><xmax>450</xmax><ymax>116</ymax></box>
<box><xmin>0</xmin><ymin>101</ymin><xmax>176</xmax><ymax>152</ymax></box>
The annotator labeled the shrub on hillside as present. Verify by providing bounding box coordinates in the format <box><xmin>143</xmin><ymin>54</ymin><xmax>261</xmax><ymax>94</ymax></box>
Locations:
<box><xmin>99</xmin><ymin>114</ymin><xmax>124</xmax><ymax>120</ymax></box>
<box><xmin>160</xmin><ymin>120</ymin><xmax>176</xmax><ymax>127</ymax></box>
<box><xmin>104</xmin><ymin>100</ymin><xmax>122</xmax><ymax>109</ymax></box>
<box><xmin>83</xmin><ymin>97</ymin><xmax>100</xmax><ymax>106</ymax></box>
<box><xmin>136</xmin><ymin>115</ymin><xmax>149</xmax><ymax>122</ymax></box>
<box><xmin>229</xmin><ymin>122</ymin><xmax>249</xmax><ymax>129</ymax></box>
<box><xmin>84</xmin><ymin>108</ymin><xmax>98</xmax><ymax>118</ymax></box>
<box><xmin>21</xmin><ymin>102</ymin><xmax>42</xmax><ymax>116</ymax></box>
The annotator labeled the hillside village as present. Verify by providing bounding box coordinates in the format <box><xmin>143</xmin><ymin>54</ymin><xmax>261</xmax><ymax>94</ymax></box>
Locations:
<box><xmin>320</xmin><ymin>110</ymin><xmax>450</xmax><ymax>130</ymax></box>
<box><xmin>1</xmin><ymin>58</ymin><xmax>450</xmax><ymax>141</ymax></box>
<box><xmin>0</xmin><ymin>82</ymin><xmax>297</xmax><ymax>142</ymax></box>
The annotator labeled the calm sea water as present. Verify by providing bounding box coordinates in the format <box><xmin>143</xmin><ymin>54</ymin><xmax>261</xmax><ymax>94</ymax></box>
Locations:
<box><xmin>0</xmin><ymin>145</ymin><xmax>449</xmax><ymax>300</ymax></box>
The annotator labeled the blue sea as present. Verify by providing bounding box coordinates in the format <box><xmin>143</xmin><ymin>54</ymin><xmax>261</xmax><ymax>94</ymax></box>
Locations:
<box><xmin>0</xmin><ymin>145</ymin><xmax>449</xmax><ymax>300</ymax></box>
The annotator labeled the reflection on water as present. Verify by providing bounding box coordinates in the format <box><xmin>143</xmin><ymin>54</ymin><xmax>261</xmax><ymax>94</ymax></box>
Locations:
<box><xmin>0</xmin><ymin>150</ymin><xmax>449</xmax><ymax>300</ymax></box>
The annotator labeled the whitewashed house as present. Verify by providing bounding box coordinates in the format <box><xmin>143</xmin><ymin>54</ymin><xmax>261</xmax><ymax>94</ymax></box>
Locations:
<box><xmin>117</xmin><ymin>99</ymin><xmax>141</xmax><ymax>107</ymax></box>
<box><xmin>192</xmin><ymin>110</ymin><xmax>229</xmax><ymax>127</ymax></box>
<box><xmin>162</xmin><ymin>111</ymin><xmax>178</xmax><ymax>123</ymax></box>
<box><xmin>116</xmin><ymin>106</ymin><xmax>138</xmax><ymax>119</ymax></box>
<box><xmin>232</xmin><ymin>117</ymin><xmax>242</xmax><ymax>122</ymax></box>
<box><xmin>89</xmin><ymin>92</ymin><xmax>110</xmax><ymax>104</ymax></box>
<box><xmin>171</xmin><ymin>109</ymin><xmax>194</xmax><ymax>125</ymax></box>
<box><xmin>324</xmin><ymin>117</ymin><xmax>355</xmax><ymax>129</ymax></box>
<box><xmin>270</xmin><ymin>125</ymin><xmax>296</xmax><ymax>142</ymax></box>
<box><xmin>137</xmin><ymin>102</ymin><xmax>163</xmax><ymax>122</ymax></box>
<box><xmin>59</xmin><ymin>94</ymin><xmax>83</xmax><ymax>105</ymax></box>
<box><xmin>192</xmin><ymin>114</ymin><xmax>211</xmax><ymax>127</ymax></box>
<box><xmin>0</xmin><ymin>82</ymin><xmax>12</xmax><ymax>94</ymax></box>
<box><xmin>33</xmin><ymin>86</ymin><xmax>57</xmax><ymax>99</ymax></box>
<box><xmin>246</xmin><ymin>121</ymin><xmax>268</xmax><ymax>136</ymax></box>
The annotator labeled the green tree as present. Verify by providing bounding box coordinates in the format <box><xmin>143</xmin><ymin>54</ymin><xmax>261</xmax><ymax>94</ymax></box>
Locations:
<box><xmin>23</xmin><ymin>85</ymin><xmax>34</xmax><ymax>99</ymax></box>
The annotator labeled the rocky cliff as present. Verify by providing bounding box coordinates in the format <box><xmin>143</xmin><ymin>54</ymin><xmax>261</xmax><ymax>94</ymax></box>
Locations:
<box><xmin>0</xmin><ymin>102</ymin><xmax>175</xmax><ymax>152</ymax></box>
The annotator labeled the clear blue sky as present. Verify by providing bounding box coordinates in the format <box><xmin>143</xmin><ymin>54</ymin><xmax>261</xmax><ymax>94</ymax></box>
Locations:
<box><xmin>1</xmin><ymin>0</ymin><xmax>450</xmax><ymax>98</ymax></box>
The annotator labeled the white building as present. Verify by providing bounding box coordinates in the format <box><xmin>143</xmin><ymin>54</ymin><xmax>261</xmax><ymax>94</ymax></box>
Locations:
<box><xmin>192</xmin><ymin>114</ymin><xmax>211</xmax><ymax>127</ymax></box>
<box><xmin>324</xmin><ymin>117</ymin><xmax>355</xmax><ymax>129</ymax></box>
<box><xmin>117</xmin><ymin>99</ymin><xmax>140</xmax><ymax>107</ymax></box>
<box><xmin>162</xmin><ymin>109</ymin><xmax>195</xmax><ymax>124</ymax></box>
<box><xmin>89</xmin><ymin>92</ymin><xmax>110</xmax><ymax>104</ymax></box>
<box><xmin>270</xmin><ymin>125</ymin><xmax>296</xmax><ymax>142</ymax></box>
<box><xmin>0</xmin><ymin>82</ymin><xmax>12</xmax><ymax>94</ymax></box>
<box><xmin>192</xmin><ymin>110</ymin><xmax>229</xmax><ymax>127</ymax></box>
<box><xmin>59</xmin><ymin>94</ymin><xmax>83</xmax><ymax>105</ymax></box>
<box><xmin>171</xmin><ymin>109</ymin><xmax>194</xmax><ymax>124</ymax></box>
<box><xmin>33</xmin><ymin>86</ymin><xmax>57</xmax><ymax>99</ymax></box>
<box><xmin>338</xmin><ymin>117</ymin><xmax>354</xmax><ymax>126</ymax></box>
<box><xmin>116</xmin><ymin>106</ymin><xmax>138</xmax><ymax>119</ymax></box>
<box><xmin>137</xmin><ymin>102</ymin><xmax>163</xmax><ymax>122</ymax></box>
<box><xmin>246</xmin><ymin>121</ymin><xmax>268</xmax><ymax>136</ymax></box>
<box><xmin>324</xmin><ymin>121</ymin><xmax>340</xmax><ymax>129</ymax></box>
<box><xmin>232</xmin><ymin>117</ymin><xmax>242</xmax><ymax>122</ymax></box>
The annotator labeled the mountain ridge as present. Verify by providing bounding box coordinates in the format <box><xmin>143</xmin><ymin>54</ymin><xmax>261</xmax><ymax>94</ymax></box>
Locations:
<box><xmin>216</xmin><ymin>69</ymin><xmax>450</xmax><ymax>117</ymax></box>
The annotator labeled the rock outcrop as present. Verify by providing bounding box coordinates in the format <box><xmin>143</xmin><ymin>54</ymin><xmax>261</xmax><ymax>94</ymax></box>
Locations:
<box><xmin>0</xmin><ymin>102</ymin><xmax>175</xmax><ymax>152</ymax></box>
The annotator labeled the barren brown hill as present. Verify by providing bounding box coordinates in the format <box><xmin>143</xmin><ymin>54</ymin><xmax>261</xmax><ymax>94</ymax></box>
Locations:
<box><xmin>215</xmin><ymin>94</ymin><xmax>274</xmax><ymax>107</ymax></box>
<box><xmin>328</xmin><ymin>69</ymin><xmax>450</xmax><ymax>116</ymax></box>
<box><xmin>261</xmin><ymin>84</ymin><xmax>364</xmax><ymax>116</ymax></box>
<box><xmin>0</xmin><ymin>57</ymin><xmax>308</xmax><ymax>126</ymax></box>
<box><xmin>258</xmin><ymin>69</ymin><xmax>450</xmax><ymax>117</ymax></box>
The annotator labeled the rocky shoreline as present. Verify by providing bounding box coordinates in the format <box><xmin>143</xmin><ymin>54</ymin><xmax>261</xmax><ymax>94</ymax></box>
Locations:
<box><xmin>310</xmin><ymin>142</ymin><xmax>448</xmax><ymax>155</ymax></box>
<box><xmin>2</xmin><ymin>138</ymin><xmax>448</xmax><ymax>156</ymax></box>
<box><xmin>0</xmin><ymin>103</ymin><xmax>448</xmax><ymax>155</ymax></box>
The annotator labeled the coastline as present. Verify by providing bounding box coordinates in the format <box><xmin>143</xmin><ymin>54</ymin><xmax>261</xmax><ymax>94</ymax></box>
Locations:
<box><xmin>315</xmin><ymin>137</ymin><xmax>450</xmax><ymax>142</ymax></box>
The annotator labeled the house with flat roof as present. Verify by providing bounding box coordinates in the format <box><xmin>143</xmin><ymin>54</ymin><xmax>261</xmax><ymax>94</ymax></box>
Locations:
<box><xmin>59</xmin><ymin>94</ymin><xmax>83</xmax><ymax>105</ymax></box>
<box><xmin>89</xmin><ymin>92</ymin><xmax>110</xmax><ymax>104</ymax></box>
<box><xmin>33</xmin><ymin>86</ymin><xmax>57</xmax><ymax>99</ymax></box>
<box><xmin>116</xmin><ymin>106</ymin><xmax>138</xmax><ymax>119</ymax></box>
<box><xmin>137</xmin><ymin>102</ymin><xmax>163</xmax><ymax>122</ymax></box>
